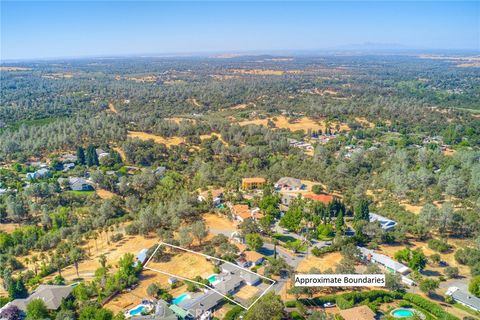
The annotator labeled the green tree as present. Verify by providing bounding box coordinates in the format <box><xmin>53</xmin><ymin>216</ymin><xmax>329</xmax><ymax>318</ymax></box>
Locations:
<box><xmin>419</xmin><ymin>278</ymin><xmax>439</xmax><ymax>296</ymax></box>
<box><xmin>191</xmin><ymin>221</ymin><xmax>208</xmax><ymax>246</ymax></box>
<box><xmin>244</xmin><ymin>292</ymin><xmax>283</xmax><ymax>320</ymax></box>
<box><xmin>86</xmin><ymin>145</ymin><xmax>99</xmax><ymax>167</ymax></box>
<box><xmin>279</xmin><ymin>206</ymin><xmax>303</xmax><ymax>232</ymax></box>
<box><xmin>76</xmin><ymin>146</ymin><xmax>86</xmax><ymax>165</ymax></box>
<box><xmin>354</xmin><ymin>199</ymin><xmax>369</xmax><ymax>222</ymax></box>
<box><xmin>26</xmin><ymin>299</ymin><xmax>49</xmax><ymax>320</ymax></box>
<box><xmin>311</xmin><ymin>185</ymin><xmax>323</xmax><ymax>195</ymax></box>
<box><xmin>245</xmin><ymin>233</ymin><xmax>263</xmax><ymax>251</ymax></box>
<box><xmin>469</xmin><ymin>275</ymin><xmax>480</xmax><ymax>298</ymax></box>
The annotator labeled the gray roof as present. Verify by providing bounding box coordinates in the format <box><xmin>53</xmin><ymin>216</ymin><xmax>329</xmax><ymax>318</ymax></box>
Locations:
<box><xmin>214</xmin><ymin>274</ymin><xmax>244</xmax><ymax>294</ymax></box>
<box><xmin>238</xmin><ymin>270</ymin><xmax>260</xmax><ymax>285</ymax></box>
<box><xmin>220</xmin><ymin>263</ymin><xmax>239</xmax><ymax>273</ymax></box>
<box><xmin>276</xmin><ymin>177</ymin><xmax>303</xmax><ymax>188</ymax></box>
<box><xmin>185</xmin><ymin>291</ymin><xmax>223</xmax><ymax>315</ymax></box>
<box><xmin>448</xmin><ymin>287</ymin><xmax>480</xmax><ymax>311</ymax></box>
<box><xmin>358</xmin><ymin>247</ymin><xmax>409</xmax><ymax>273</ymax></box>
<box><xmin>9</xmin><ymin>285</ymin><xmax>73</xmax><ymax>311</ymax></box>
<box><xmin>132</xmin><ymin>300</ymin><xmax>177</xmax><ymax>320</ymax></box>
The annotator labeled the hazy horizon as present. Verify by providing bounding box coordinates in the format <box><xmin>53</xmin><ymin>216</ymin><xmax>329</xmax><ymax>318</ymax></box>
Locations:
<box><xmin>1</xmin><ymin>1</ymin><xmax>479</xmax><ymax>61</ymax></box>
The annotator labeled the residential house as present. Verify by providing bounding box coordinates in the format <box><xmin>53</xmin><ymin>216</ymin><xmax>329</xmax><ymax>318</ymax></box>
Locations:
<box><xmin>182</xmin><ymin>291</ymin><xmax>223</xmax><ymax>320</ymax></box>
<box><xmin>339</xmin><ymin>305</ymin><xmax>375</xmax><ymax>320</ymax></box>
<box><xmin>446</xmin><ymin>287</ymin><xmax>480</xmax><ymax>312</ymax></box>
<box><xmin>303</xmin><ymin>193</ymin><xmax>334</xmax><ymax>205</ymax></box>
<box><xmin>242</xmin><ymin>250</ymin><xmax>265</xmax><ymax>266</ymax></box>
<box><xmin>132</xmin><ymin>300</ymin><xmax>178</xmax><ymax>320</ymax></box>
<box><xmin>214</xmin><ymin>274</ymin><xmax>244</xmax><ymax>295</ymax></box>
<box><xmin>237</xmin><ymin>270</ymin><xmax>260</xmax><ymax>286</ymax></box>
<box><xmin>96</xmin><ymin>148</ymin><xmax>110</xmax><ymax>159</ymax></box>
<box><xmin>369</xmin><ymin>213</ymin><xmax>397</xmax><ymax>231</ymax></box>
<box><xmin>275</xmin><ymin>177</ymin><xmax>304</xmax><ymax>190</ymax></box>
<box><xmin>231</xmin><ymin>204</ymin><xmax>262</xmax><ymax>222</ymax></box>
<box><xmin>136</xmin><ymin>248</ymin><xmax>149</xmax><ymax>265</ymax></box>
<box><xmin>68</xmin><ymin>177</ymin><xmax>94</xmax><ymax>191</ymax></box>
<box><xmin>26</xmin><ymin>168</ymin><xmax>50</xmax><ymax>180</ymax></box>
<box><xmin>62</xmin><ymin>163</ymin><xmax>75</xmax><ymax>171</ymax></box>
<box><xmin>198</xmin><ymin>189</ymin><xmax>223</xmax><ymax>206</ymax></box>
<box><xmin>358</xmin><ymin>247</ymin><xmax>410</xmax><ymax>275</ymax></box>
<box><xmin>241</xmin><ymin>177</ymin><xmax>266</xmax><ymax>190</ymax></box>
<box><xmin>2</xmin><ymin>285</ymin><xmax>73</xmax><ymax>312</ymax></box>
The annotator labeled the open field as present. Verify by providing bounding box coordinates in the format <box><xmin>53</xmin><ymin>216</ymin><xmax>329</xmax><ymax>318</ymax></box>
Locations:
<box><xmin>238</xmin><ymin>116</ymin><xmax>350</xmax><ymax>133</ymax></box>
<box><xmin>236</xmin><ymin>285</ymin><xmax>261</xmax><ymax>301</ymax></box>
<box><xmin>127</xmin><ymin>131</ymin><xmax>185</xmax><ymax>147</ymax></box>
<box><xmin>96</xmin><ymin>188</ymin><xmax>116</xmax><ymax>199</ymax></box>
<box><xmin>297</xmin><ymin>252</ymin><xmax>343</xmax><ymax>273</ymax></box>
<box><xmin>203</xmin><ymin>213</ymin><xmax>237</xmax><ymax>232</ymax></box>
<box><xmin>0</xmin><ymin>223</ymin><xmax>21</xmax><ymax>234</ymax></box>
<box><xmin>147</xmin><ymin>250</ymin><xmax>216</xmax><ymax>281</ymax></box>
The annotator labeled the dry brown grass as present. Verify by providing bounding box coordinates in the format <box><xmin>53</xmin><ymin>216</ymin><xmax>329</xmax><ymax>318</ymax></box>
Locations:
<box><xmin>188</xmin><ymin>98</ymin><xmax>202</xmax><ymax>107</ymax></box>
<box><xmin>164</xmin><ymin>117</ymin><xmax>196</xmax><ymax>124</ymax></box>
<box><xmin>0</xmin><ymin>67</ymin><xmax>32</xmax><ymax>71</ymax></box>
<box><xmin>203</xmin><ymin>213</ymin><xmax>236</xmax><ymax>232</ymax></box>
<box><xmin>238</xmin><ymin>116</ymin><xmax>350</xmax><ymax>133</ymax></box>
<box><xmin>127</xmin><ymin>131</ymin><xmax>185</xmax><ymax>147</ymax></box>
<box><xmin>96</xmin><ymin>189</ymin><xmax>115</xmax><ymax>200</ymax></box>
<box><xmin>0</xmin><ymin>223</ymin><xmax>21</xmax><ymax>234</ymax></box>
<box><xmin>236</xmin><ymin>285</ymin><xmax>261</xmax><ymax>300</ymax></box>
<box><xmin>297</xmin><ymin>252</ymin><xmax>343</xmax><ymax>273</ymax></box>
<box><xmin>147</xmin><ymin>251</ymin><xmax>215</xmax><ymax>280</ymax></box>
<box><xmin>112</xmin><ymin>147</ymin><xmax>126</xmax><ymax>162</ymax></box>
<box><xmin>199</xmin><ymin>133</ymin><xmax>227</xmax><ymax>144</ymax></box>
<box><xmin>125</xmin><ymin>75</ymin><xmax>157</xmax><ymax>83</ymax></box>
<box><xmin>231</xmin><ymin>69</ymin><xmax>285</xmax><ymax>75</ymax></box>
<box><xmin>107</xmin><ymin>102</ymin><xmax>117</xmax><ymax>114</ymax></box>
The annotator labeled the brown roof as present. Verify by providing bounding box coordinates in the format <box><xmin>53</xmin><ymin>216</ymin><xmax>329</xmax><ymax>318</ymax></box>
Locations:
<box><xmin>339</xmin><ymin>306</ymin><xmax>375</xmax><ymax>320</ymax></box>
<box><xmin>242</xmin><ymin>177</ymin><xmax>266</xmax><ymax>183</ymax></box>
<box><xmin>232</xmin><ymin>204</ymin><xmax>251</xmax><ymax>219</ymax></box>
<box><xmin>303</xmin><ymin>193</ymin><xmax>334</xmax><ymax>205</ymax></box>
<box><xmin>243</xmin><ymin>250</ymin><xmax>264</xmax><ymax>262</ymax></box>
<box><xmin>199</xmin><ymin>188</ymin><xmax>223</xmax><ymax>198</ymax></box>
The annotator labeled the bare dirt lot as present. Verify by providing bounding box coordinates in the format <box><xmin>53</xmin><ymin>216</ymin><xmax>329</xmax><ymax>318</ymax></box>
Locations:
<box><xmin>297</xmin><ymin>252</ymin><xmax>343</xmax><ymax>273</ymax></box>
<box><xmin>203</xmin><ymin>213</ymin><xmax>237</xmax><ymax>232</ymax></box>
<box><xmin>0</xmin><ymin>223</ymin><xmax>21</xmax><ymax>234</ymax></box>
<box><xmin>238</xmin><ymin>116</ymin><xmax>350</xmax><ymax>133</ymax></box>
<box><xmin>96</xmin><ymin>188</ymin><xmax>116</xmax><ymax>200</ymax></box>
<box><xmin>127</xmin><ymin>131</ymin><xmax>185</xmax><ymax>147</ymax></box>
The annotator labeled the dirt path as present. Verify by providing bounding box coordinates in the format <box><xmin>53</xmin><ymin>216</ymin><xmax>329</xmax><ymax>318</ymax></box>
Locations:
<box><xmin>108</xmin><ymin>102</ymin><xmax>118</xmax><ymax>113</ymax></box>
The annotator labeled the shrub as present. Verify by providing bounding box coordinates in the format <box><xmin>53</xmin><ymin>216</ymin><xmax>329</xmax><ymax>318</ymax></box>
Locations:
<box><xmin>427</xmin><ymin>239</ymin><xmax>450</xmax><ymax>253</ymax></box>
<box><xmin>224</xmin><ymin>305</ymin><xmax>244</xmax><ymax>320</ymax></box>
<box><xmin>403</xmin><ymin>293</ymin><xmax>459</xmax><ymax>320</ymax></box>
<box><xmin>336</xmin><ymin>296</ymin><xmax>354</xmax><ymax>310</ymax></box>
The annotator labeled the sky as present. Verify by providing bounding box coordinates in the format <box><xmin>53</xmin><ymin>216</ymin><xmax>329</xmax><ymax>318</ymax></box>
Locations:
<box><xmin>1</xmin><ymin>1</ymin><xmax>479</xmax><ymax>60</ymax></box>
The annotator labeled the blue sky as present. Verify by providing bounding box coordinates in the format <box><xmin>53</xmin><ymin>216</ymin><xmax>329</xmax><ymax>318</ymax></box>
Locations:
<box><xmin>1</xmin><ymin>1</ymin><xmax>479</xmax><ymax>60</ymax></box>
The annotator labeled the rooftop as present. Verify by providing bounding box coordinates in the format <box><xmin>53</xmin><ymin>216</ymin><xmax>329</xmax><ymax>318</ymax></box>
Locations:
<box><xmin>339</xmin><ymin>305</ymin><xmax>375</xmax><ymax>320</ymax></box>
<box><xmin>303</xmin><ymin>193</ymin><xmax>334</xmax><ymax>205</ymax></box>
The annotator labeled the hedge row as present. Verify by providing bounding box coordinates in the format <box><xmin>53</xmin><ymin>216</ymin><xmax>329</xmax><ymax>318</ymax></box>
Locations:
<box><xmin>285</xmin><ymin>290</ymin><xmax>404</xmax><ymax>308</ymax></box>
<box><xmin>403</xmin><ymin>293</ymin><xmax>459</xmax><ymax>320</ymax></box>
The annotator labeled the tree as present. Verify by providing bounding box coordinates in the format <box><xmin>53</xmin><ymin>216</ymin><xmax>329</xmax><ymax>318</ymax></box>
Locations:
<box><xmin>279</xmin><ymin>206</ymin><xmax>303</xmax><ymax>232</ymax></box>
<box><xmin>55</xmin><ymin>309</ymin><xmax>76</xmax><ymax>320</ymax></box>
<box><xmin>245</xmin><ymin>233</ymin><xmax>263</xmax><ymax>252</ymax></box>
<box><xmin>26</xmin><ymin>299</ymin><xmax>49</xmax><ymax>320</ymax></box>
<box><xmin>312</xmin><ymin>185</ymin><xmax>323</xmax><ymax>195</ymax></box>
<box><xmin>445</xmin><ymin>267</ymin><xmax>459</xmax><ymax>279</ymax></box>
<box><xmin>191</xmin><ymin>221</ymin><xmax>208</xmax><ymax>246</ymax></box>
<box><xmin>8</xmin><ymin>278</ymin><xmax>28</xmax><ymax>300</ymax></box>
<box><xmin>354</xmin><ymin>199</ymin><xmax>369</xmax><ymax>222</ymax></box>
<box><xmin>469</xmin><ymin>276</ymin><xmax>480</xmax><ymax>298</ymax></box>
<box><xmin>69</xmin><ymin>248</ymin><xmax>83</xmax><ymax>279</ymax></box>
<box><xmin>0</xmin><ymin>304</ymin><xmax>22</xmax><ymax>320</ymax></box>
<box><xmin>419</xmin><ymin>278</ymin><xmax>439</xmax><ymax>296</ymax></box>
<box><xmin>86</xmin><ymin>145</ymin><xmax>99</xmax><ymax>167</ymax></box>
<box><xmin>178</xmin><ymin>227</ymin><xmax>193</xmax><ymax>248</ymax></box>
<box><xmin>76</xmin><ymin>146</ymin><xmax>86</xmax><ymax>165</ymax></box>
<box><xmin>385</xmin><ymin>272</ymin><xmax>403</xmax><ymax>291</ymax></box>
<box><xmin>244</xmin><ymin>292</ymin><xmax>283</xmax><ymax>320</ymax></box>
<box><xmin>146</xmin><ymin>283</ymin><xmax>159</xmax><ymax>298</ymax></box>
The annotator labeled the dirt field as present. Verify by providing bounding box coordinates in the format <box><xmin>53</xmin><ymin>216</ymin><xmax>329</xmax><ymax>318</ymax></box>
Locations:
<box><xmin>297</xmin><ymin>252</ymin><xmax>343</xmax><ymax>273</ymax></box>
<box><xmin>203</xmin><ymin>213</ymin><xmax>237</xmax><ymax>232</ymax></box>
<box><xmin>96</xmin><ymin>188</ymin><xmax>116</xmax><ymax>200</ymax></box>
<box><xmin>200</xmin><ymin>133</ymin><xmax>227</xmax><ymax>144</ymax></box>
<box><xmin>147</xmin><ymin>251</ymin><xmax>215</xmax><ymax>281</ymax></box>
<box><xmin>127</xmin><ymin>131</ymin><xmax>185</xmax><ymax>147</ymax></box>
<box><xmin>0</xmin><ymin>223</ymin><xmax>20</xmax><ymax>234</ymax></box>
<box><xmin>188</xmin><ymin>98</ymin><xmax>202</xmax><ymax>107</ymax></box>
<box><xmin>112</xmin><ymin>147</ymin><xmax>126</xmax><ymax>162</ymax></box>
<box><xmin>236</xmin><ymin>285</ymin><xmax>261</xmax><ymax>301</ymax></box>
<box><xmin>238</xmin><ymin>116</ymin><xmax>350</xmax><ymax>133</ymax></box>
<box><xmin>104</xmin><ymin>269</ymin><xmax>187</xmax><ymax>313</ymax></box>
<box><xmin>107</xmin><ymin>102</ymin><xmax>118</xmax><ymax>113</ymax></box>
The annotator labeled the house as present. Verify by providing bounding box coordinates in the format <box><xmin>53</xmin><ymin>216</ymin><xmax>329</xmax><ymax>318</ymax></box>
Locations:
<box><xmin>242</xmin><ymin>250</ymin><xmax>265</xmax><ymax>266</ymax></box>
<box><xmin>358</xmin><ymin>247</ymin><xmax>410</xmax><ymax>274</ymax></box>
<box><xmin>26</xmin><ymin>168</ymin><xmax>50</xmax><ymax>180</ymax></box>
<box><xmin>198</xmin><ymin>189</ymin><xmax>223</xmax><ymax>206</ymax></box>
<box><xmin>169</xmin><ymin>304</ymin><xmax>190</xmax><ymax>320</ymax></box>
<box><xmin>241</xmin><ymin>177</ymin><xmax>266</xmax><ymax>190</ymax></box>
<box><xmin>369</xmin><ymin>213</ymin><xmax>397</xmax><ymax>231</ymax></box>
<box><xmin>96</xmin><ymin>148</ymin><xmax>110</xmax><ymax>159</ymax></box>
<box><xmin>62</xmin><ymin>163</ymin><xmax>75</xmax><ymax>171</ymax></box>
<box><xmin>235</xmin><ymin>256</ymin><xmax>251</xmax><ymax>268</ymax></box>
<box><xmin>275</xmin><ymin>177</ymin><xmax>304</xmax><ymax>190</ymax></box>
<box><xmin>136</xmin><ymin>248</ymin><xmax>149</xmax><ymax>265</ymax></box>
<box><xmin>132</xmin><ymin>300</ymin><xmax>178</xmax><ymax>320</ymax></box>
<box><xmin>237</xmin><ymin>270</ymin><xmax>261</xmax><ymax>286</ymax></box>
<box><xmin>446</xmin><ymin>287</ymin><xmax>480</xmax><ymax>312</ymax></box>
<box><xmin>339</xmin><ymin>305</ymin><xmax>375</xmax><ymax>320</ymax></box>
<box><xmin>303</xmin><ymin>193</ymin><xmax>334</xmax><ymax>205</ymax></box>
<box><xmin>68</xmin><ymin>177</ymin><xmax>94</xmax><ymax>191</ymax></box>
<box><xmin>280</xmin><ymin>193</ymin><xmax>298</xmax><ymax>210</ymax></box>
<box><xmin>2</xmin><ymin>285</ymin><xmax>73</xmax><ymax>312</ymax></box>
<box><xmin>183</xmin><ymin>291</ymin><xmax>223</xmax><ymax>319</ymax></box>
<box><xmin>214</xmin><ymin>274</ymin><xmax>244</xmax><ymax>295</ymax></box>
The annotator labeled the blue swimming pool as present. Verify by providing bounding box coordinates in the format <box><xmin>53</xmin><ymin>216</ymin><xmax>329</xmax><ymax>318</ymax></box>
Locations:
<box><xmin>391</xmin><ymin>308</ymin><xmax>415</xmax><ymax>318</ymax></box>
<box><xmin>172</xmin><ymin>293</ymin><xmax>190</xmax><ymax>305</ymax></box>
<box><xmin>128</xmin><ymin>305</ymin><xmax>146</xmax><ymax>316</ymax></box>
<box><xmin>207</xmin><ymin>274</ymin><xmax>218</xmax><ymax>284</ymax></box>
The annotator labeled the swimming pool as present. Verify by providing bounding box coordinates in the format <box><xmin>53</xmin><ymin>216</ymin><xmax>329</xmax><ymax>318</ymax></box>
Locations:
<box><xmin>391</xmin><ymin>308</ymin><xmax>415</xmax><ymax>318</ymax></box>
<box><xmin>207</xmin><ymin>274</ymin><xmax>218</xmax><ymax>284</ymax></box>
<box><xmin>172</xmin><ymin>293</ymin><xmax>190</xmax><ymax>305</ymax></box>
<box><xmin>128</xmin><ymin>305</ymin><xmax>147</xmax><ymax>316</ymax></box>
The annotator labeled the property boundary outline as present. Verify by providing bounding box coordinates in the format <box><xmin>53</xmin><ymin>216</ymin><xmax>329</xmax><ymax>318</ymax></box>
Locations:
<box><xmin>143</xmin><ymin>241</ymin><xmax>276</xmax><ymax>310</ymax></box>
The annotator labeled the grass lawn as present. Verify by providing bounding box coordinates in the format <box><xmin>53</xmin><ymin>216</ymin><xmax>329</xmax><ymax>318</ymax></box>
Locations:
<box><xmin>453</xmin><ymin>302</ymin><xmax>480</xmax><ymax>317</ymax></box>
<box><xmin>67</xmin><ymin>190</ymin><xmax>95</xmax><ymax>196</ymax></box>
<box><xmin>273</xmin><ymin>233</ymin><xmax>297</xmax><ymax>243</ymax></box>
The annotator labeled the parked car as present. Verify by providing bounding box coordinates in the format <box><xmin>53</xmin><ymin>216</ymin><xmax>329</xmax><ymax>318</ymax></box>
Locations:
<box><xmin>323</xmin><ymin>302</ymin><xmax>336</xmax><ymax>308</ymax></box>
